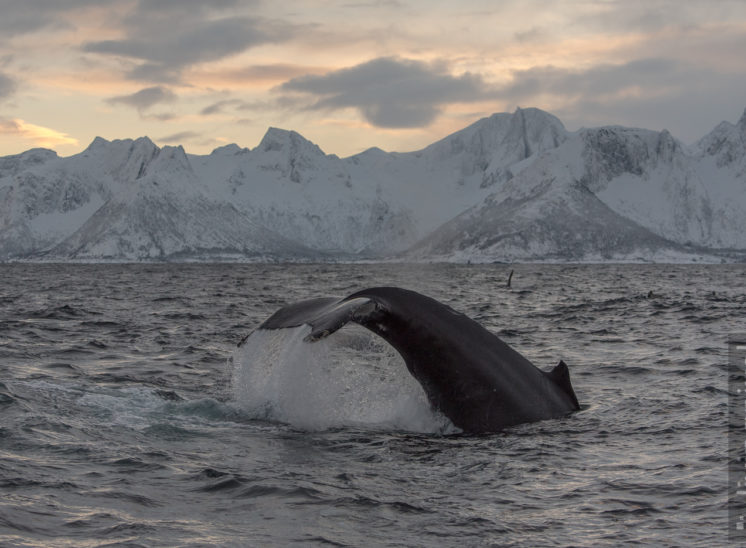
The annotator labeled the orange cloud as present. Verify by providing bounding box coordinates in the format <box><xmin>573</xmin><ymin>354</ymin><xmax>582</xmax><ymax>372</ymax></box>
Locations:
<box><xmin>0</xmin><ymin>118</ymin><xmax>79</xmax><ymax>148</ymax></box>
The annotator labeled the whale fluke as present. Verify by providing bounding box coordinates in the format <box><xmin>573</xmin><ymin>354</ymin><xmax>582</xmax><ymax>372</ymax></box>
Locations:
<box><xmin>241</xmin><ymin>287</ymin><xmax>580</xmax><ymax>433</ymax></box>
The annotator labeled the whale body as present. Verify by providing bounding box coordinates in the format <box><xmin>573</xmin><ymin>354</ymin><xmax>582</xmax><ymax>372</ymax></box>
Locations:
<box><xmin>241</xmin><ymin>287</ymin><xmax>580</xmax><ymax>433</ymax></box>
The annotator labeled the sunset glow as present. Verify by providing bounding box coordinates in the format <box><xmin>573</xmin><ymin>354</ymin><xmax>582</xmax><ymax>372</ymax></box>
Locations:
<box><xmin>0</xmin><ymin>1</ymin><xmax>744</xmax><ymax>157</ymax></box>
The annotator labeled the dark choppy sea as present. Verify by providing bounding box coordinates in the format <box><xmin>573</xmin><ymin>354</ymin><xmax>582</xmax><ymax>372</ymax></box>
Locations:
<box><xmin>1</xmin><ymin>263</ymin><xmax>744</xmax><ymax>547</ymax></box>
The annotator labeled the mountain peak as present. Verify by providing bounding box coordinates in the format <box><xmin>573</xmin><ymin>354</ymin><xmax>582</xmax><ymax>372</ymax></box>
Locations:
<box><xmin>83</xmin><ymin>135</ymin><xmax>158</xmax><ymax>155</ymax></box>
<box><xmin>422</xmin><ymin>107</ymin><xmax>567</xmax><ymax>172</ymax></box>
<box><xmin>257</xmin><ymin>127</ymin><xmax>324</xmax><ymax>156</ymax></box>
<box><xmin>132</xmin><ymin>136</ymin><xmax>157</xmax><ymax>150</ymax></box>
<box><xmin>458</xmin><ymin>107</ymin><xmax>565</xmax><ymax>146</ymax></box>
<box><xmin>20</xmin><ymin>147</ymin><xmax>58</xmax><ymax>161</ymax></box>
<box><xmin>695</xmin><ymin>107</ymin><xmax>746</xmax><ymax>163</ymax></box>
<box><xmin>85</xmin><ymin>136</ymin><xmax>110</xmax><ymax>151</ymax></box>
<box><xmin>210</xmin><ymin>143</ymin><xmax>248</xmax><ymax>156</ymax></box>
<box><xmin>738</xmin><ymin>107</ymin><xmax>746</xmax><ymax>131</ymax></box>
<box><xmin>159</xmin><ymin>144</ymin><xmax>187</xmax><ymax>159</ymax></box>
<box><xmin>0</xmin><ymin>148</ymin><xmax>58</xmax><ymax>173</ymax></box>
<box><xmin>141</xmin><ymin>144</ymin><xmax>195</xmax><ymax>184</ymax></box>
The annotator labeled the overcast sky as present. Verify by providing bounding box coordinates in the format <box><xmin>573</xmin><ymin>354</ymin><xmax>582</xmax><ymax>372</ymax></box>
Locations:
<box><xmin>0</xmin><ymin>0</ymin><xmax>744</xmax><ymax>157</ymax></box>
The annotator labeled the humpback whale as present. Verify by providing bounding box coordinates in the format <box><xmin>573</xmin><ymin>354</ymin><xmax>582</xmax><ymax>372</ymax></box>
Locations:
<box><xmin>240</xmin><ymin>287</ymin><xmax>580</xmax><ymax>433</ymax></box>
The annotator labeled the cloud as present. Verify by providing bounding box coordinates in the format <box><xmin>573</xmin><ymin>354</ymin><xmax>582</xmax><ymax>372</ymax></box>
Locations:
<box><xmin>341</xmin><ymin>1</ymin><xmax>405</xmax><ymax>8</ymax></box>
<box><xmin>137</xmin><ymin>0</ymin><xmax>238</xmax><ymax>12</ymax></box>
<box><xmin>199</xmin><ymin>95</ymin><xmax>277</xmax><ymax>116</ymax></box>
<box><xmin>86</xmin><ymin>19</ymin><xmax>275</xmax><ymax>82</ymax></box>
<box><xmin>107</xmin><ymin>86</ymin><xmax>177</xmax><ymax>115</ymax></box>
<box><xmin>498</xmin><ymin>56</ymin><xmax>746</xmax><ymax>141</ymax></box>
<box><xmin>192</xmin><ymin>63</ymin><xmax>328</xmax><ymax>87</ymax></box>
<box><xmin>157</xmin><ymin>130</ymin><xmax>201</xmax><ymax>144</ymax></box>
<box><xmin>570</xmin><ymin>0</ymin><xmax>712</xmax><ymax>34</ymax></box>
<box><xmin>514</xmin><ymin>27</ymin><xmax>549</xmax><ymax>43</ymax></box>
<box><xmin>200</xmin><ymin>99</ymin><xmax>246</xmax><ymax>116</ymax></box>
<box><xmin>83</xmin><ymin>1</ymin><xmax>290</xmax><ymax>82</ymax></box>
<box><xmin>0</xmin><ymin>119</ymin><xmax>19</xmax><ymax>132</ymax></box>
<box><xmin>0</xmin><ymin>72</ymin><xmax>16</xmax><ymax>100</ymax></box>
<box><xmin>0</xmin><ymin>0</ymin><xmax>120</xmax><ymax>38</ymax></box>
<box><xmin>501</xmin><ymin>58</ymin><xmax>684</xmax><ymax>101</ymax></box>
<box><xmin>0</xmin><ymin>118</ymin><xmax>78</xmax><ymax>148</ymax></box>
<box><xmin>279</xmin><ymin>57</ymin><xmax>492</xmax><ymax>128</ymax></box>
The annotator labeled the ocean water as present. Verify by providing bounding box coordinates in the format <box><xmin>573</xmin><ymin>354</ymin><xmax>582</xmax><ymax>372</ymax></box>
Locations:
<box><xmin>0</xmin><ymin>263</ymin><xmax>743</xmax><ymax>547</ymax></box>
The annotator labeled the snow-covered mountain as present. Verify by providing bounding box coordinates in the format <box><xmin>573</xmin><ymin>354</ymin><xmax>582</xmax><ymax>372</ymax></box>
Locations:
<box><xmin>188</xmin><ymin>128</ymin><xmax>418</xmax><ymax>256</ymax></box>
<box><xmin>407</xmin><ymin>109</ymin><xmax>746</xmax><ymax>262</ymax></box>
<box><xmin>1</xmin><ymin>107</ymin><xmax>745</xmax><ymax>262</ymax></box>
<box><xmin>0</xmin><ymin>138</ymin><xmax>315</xmax><ymax>260</ymax></box>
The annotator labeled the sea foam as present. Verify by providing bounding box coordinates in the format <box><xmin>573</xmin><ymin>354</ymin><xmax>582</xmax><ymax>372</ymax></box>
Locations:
<box><xmin>231</xmin><ymin>324</ymin><xmax>454</xmax><ymax>433</ymax></box>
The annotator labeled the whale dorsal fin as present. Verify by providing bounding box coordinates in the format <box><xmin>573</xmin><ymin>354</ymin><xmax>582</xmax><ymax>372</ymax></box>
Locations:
<box><xmin>545</xmin><ymin>360</ymin><xmax>580</xmax><ymax>409</ymax></box>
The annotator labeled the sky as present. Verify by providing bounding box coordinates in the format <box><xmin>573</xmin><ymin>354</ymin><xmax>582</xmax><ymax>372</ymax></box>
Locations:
<box><xmin>0</xmin><ymin>0</ymin><xmax>745</xmax><ymax>158</ymax></box>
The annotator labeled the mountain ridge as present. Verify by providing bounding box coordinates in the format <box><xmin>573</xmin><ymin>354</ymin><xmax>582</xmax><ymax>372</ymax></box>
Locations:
<box><xmin>1</xmin><ymin>107</ymin><xmax>745</xmax><ymax>262</ymax></box>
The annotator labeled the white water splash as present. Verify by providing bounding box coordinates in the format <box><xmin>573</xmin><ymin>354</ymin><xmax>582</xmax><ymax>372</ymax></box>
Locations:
<box><xmin>231</xmin><ymin>325</ymin><xmax>454</xmax><ymax>433</ymax></box>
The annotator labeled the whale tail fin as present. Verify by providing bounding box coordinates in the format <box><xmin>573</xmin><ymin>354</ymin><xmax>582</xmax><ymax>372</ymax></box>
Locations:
<box><xmin>303</xmin><ymin>298</ymin><xmax>378</xmax><ymax>342</ymax></box>
<box><xmin>239</xmin><ymin>296</ymin><xmax>378</xmax><ymax>346</ymax></box>
<box><xmin>545</xmin><ymin>360</ymin><xmax>580</xmax><ymax>410</ymax></box>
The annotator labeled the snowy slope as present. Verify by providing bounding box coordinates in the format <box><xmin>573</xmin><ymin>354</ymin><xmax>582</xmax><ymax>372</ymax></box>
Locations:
<box><xmin>1</xmin><ymin>107</ymin><xmax>745</xmax><ymax>262</ymax></box>
<box><xmin>584</xmin><ymin>122</ymin><xmax>746</xmax><ymax>250</ymax></box>
<box><xmin>406</xmin><ymin>112</ymin><xmax>746</xmax><ymax>262</ymax></box>
<box><xmin>0</xmin><ymin>138</ymin><xmax>315</xmax><ymax>260</ymax></box>
<box><xmin>185</xmin><ymin>108</ymin><xmax>568</xmax><ymax>254</ymax></box>
<box><xmin>345</xmin><ymin>107</ymin><xmax>568</xmax><ymax>233</ymax></box>
<box><xmin>46</xmin><ymin>145</ymin><xmax>313</xmax><ymax>260</ymax></box>
<box><xmin>188</xmin><ymin>128</ymin><xmax>418</xmax><ymax>255</ymax></box>
<box><xmin>407</xmin><ymin>138</ymin><xmax>701</xmax><ymax>262</ymax></box>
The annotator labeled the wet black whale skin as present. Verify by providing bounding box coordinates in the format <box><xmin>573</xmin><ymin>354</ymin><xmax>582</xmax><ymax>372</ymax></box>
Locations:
<box><xmin>252</xmin><ymin>286</ymin><xmax>581</xmax><ymax>433</ymax></box>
